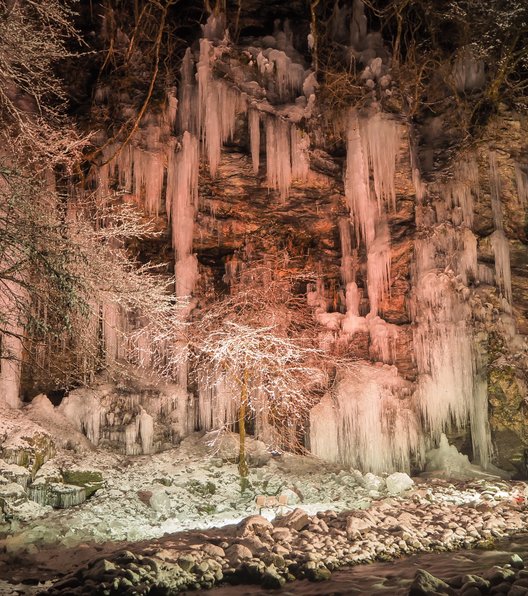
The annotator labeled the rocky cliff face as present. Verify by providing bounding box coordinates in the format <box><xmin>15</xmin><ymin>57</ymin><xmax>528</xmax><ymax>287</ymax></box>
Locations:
<box><xmin>29</xmin><ymin>0</ymin><xmax>528</xmax><ymax>476</ymax></box>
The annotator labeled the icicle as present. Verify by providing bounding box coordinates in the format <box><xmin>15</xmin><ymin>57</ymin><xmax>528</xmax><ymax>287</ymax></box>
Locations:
<box><xmin>249</xmin><ymin>109</ymin><xmax>260</xmax><ymax>175</ymax></box>
<box><xmin>125</xmin><ymin>423</ymin><xmax>138</xmax><ymax>455</ymax></box>
<box><xmin>163</xmin><ymin>87</ymin><xmax>178</xmax><ymax>132</ymax></box>
<box><xmin>363</xmin><ymin>113</ymin><xmax>400</xmax><ymax>212</ymax></box>
<box><xmin>202</xmin><ymin>12</ymin><xmax>227</xmax><ymax>41</ymax></box>
<box><xmin>290</xmin><ymin>125</ymin><xmax>310</xmax><ymax>182</ymax></box>
<box><xmin>309</xmin><ymin>394</ymin><xmax>339</xmax><ymax>462</ymax></box>
<box><xmin>0</xmin><ymin>327</ymin><xmax>23</xmax><ymax>408</ymax></box>
<box><xmin>490</xmin><ymin>230</ymin><xmax>512</xmax><ymax>304</ymax></box>
<box><xmin>102</xmin><ymin>301</ymin><xmax>121</xmax><ymax>364</ymax></box>
<box><xmin>350</xmin><ymin>0</ymin><xmax>368</xmax><ymax>49</ymax></box>
<box><xmin>167</xmin><ymin>132</ymin><xmax>199</xmax><ymax>263</ymax></box>
<box><xmin>514</xmin><ymin>163</ymin><xmax>528</xmax><ymax>209</ymax></box>
<box><xmin>178</xmin><ymin>48</ymin><xmax>197</xmax><ymax>134</ymax></box>
<box><xmin>203</xmin><ymin>80</ymin><xmax>239</xmax><ymax>177</ymax></box>
<box><xmin>452</xmin><ymin>48</ymin><xmax>485</xmax><ymax>92</ymax></box>
<box><xmin>265</xmin><ymin>49</ymin><xmax>305</xmax><ymax>101</ymax></box>
<box><xmin>344</xmin><ymin>110</ymin><xmax>375</xmax><ymax>247</ymax></box>
<box><xmin>366</xmin><ymin>219</ymin><xmax>391</xmax><ymax>315</ymax></box>
<box><xmin>198</xmin><ymin>38</ymin><xmax>212</xmax><ymax>139</ymax></box>
<box><xmin>311</xmin><ymin>365</ymin><xmax>423</xmax><ymax>474</ymax></box>
<box><xmin>489</xmin><ymin>151</ymin><xmax>504</xmax><ymax>231</ymax></box>
<box><xmin>338</xmin><ymin>218</ymin><xmax>356</xmax><ymax>285</ymax></box>
<box><xmin>458</xmin><ymin>227</ymin><xmax>478</xmax><ymax>285</ymax></box>
<box><xmin>59</xmin><ymin>391</ymin><xmax>102</xmax><ymax>446</ymax></box>
<box><xmin>132</xmin><ymin>146</ymin><xmax>164</xmax><ymax>216</ymax></box>
<box><xmin>488</xmin><ymin>151</ymin><xmax>512</xmax><ymax>304</ymax></box>
<box><xmin>367</xmin><ymin>315</ymin><xmax>398</xmax><ymax>364</ymax></box>
<box><xmin>175</xmin><ymin>254</ymin><xmax>199</xmax><ymax>298</ymax></box>
<box><xmin>445</xmin><ymin>157</ymin><xmax>478</xmax><ymax>229</ymax></box>
<box><xmin>198</xmin><ymin>370</ymin><xmax>238</xmax><ymax>431</ymax></box>
<box><xmin>266</xmin><ymin>116</ymin><xmax>292</xmax><ymax>199</ymax></box>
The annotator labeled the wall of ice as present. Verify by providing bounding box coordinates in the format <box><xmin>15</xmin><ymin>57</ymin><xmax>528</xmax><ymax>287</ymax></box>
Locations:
<box><xmin>55</xmin><ymin>1</ymin><xmax>522</xmax><ymax>473</ymax></box>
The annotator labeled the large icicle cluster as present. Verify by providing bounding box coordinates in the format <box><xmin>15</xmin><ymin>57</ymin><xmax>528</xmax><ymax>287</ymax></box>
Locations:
<box><xmin>344</xmin><ymin>110</ymin><xmax>400</xmax><ymax>315</ymax></box>
<box><xmin>410</xmin><ymin>152</ymin><xmax>493</xmax><ymax>467</ymax></box>
<box><xmin>310</xmin><ymin>365</ymin><xmax>423</xmax><ymax>474</ymax></box>
<box><xmin>59</xmin><ymin>383</ymin><xmax>192</xmax><ymax>455</ymax></box>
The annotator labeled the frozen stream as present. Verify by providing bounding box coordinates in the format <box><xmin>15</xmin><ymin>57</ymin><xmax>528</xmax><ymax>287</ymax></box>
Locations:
<box><xmin>190</xmin><ymin>534</ymin><xmax>528</xmax><ymax>595</ymax></box>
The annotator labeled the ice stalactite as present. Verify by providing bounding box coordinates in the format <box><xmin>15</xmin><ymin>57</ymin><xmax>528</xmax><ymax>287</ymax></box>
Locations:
<box><xmin>102</xmin><ymin>301</ymin><xmax>122</xmax><ymax>364</ymax></box>
<box><xmin>197</xmin><ymin>371</ymin><xmax>238</xmax><ymax>431</ymax></box>
<box><xmin>452</xmin><ymin>48</ymin><xmax>485</xmax><ymax>93</ymax></box>
<box><xmin>366</xmin><ymin>218</ymin><xmax>391</xmax><ymax>315</ymax></box>
<box><xmin>0</xmin><ymin>302</ymin><xmax>24</xmax><ymax>408</ymax></box>
<box><xmin>345</xmin><ymin>111</ymin><xmax>398</xmax><ymax>315</ymax></box>
<box><xmin>202</xmin><ymin>12</ymin><xmax>226</xmax><ymax>41</ymax></box>
<box><xmin>349</xmin><ymin>0</ymin><xmax>368</xmax><ymax>48</ymax></box>
<box><xmin>290</xmin><ymin>125</ymin><xmax>310</xmax><ymax>182</ymax></box>
<box><xmin>344</xmin><ymin>110</ymin><xmax>375</xmax><ymax>247</ymax></box>
<box><xmin>138</xmin><ymin>408</ymin><xmax>154</xmax><ymax>455</ymax></box>
<box><xmin>489</xmin><ymin>151</ymin><xmax>512</xmax><ymax>305</ymax></box>
<box><xmin>341</xmin><ymin>282</ymin><xmax>368</xmax><ymax>335</ymax></box>
<box><xmin>249</xmin><ymin>109</ymin><xmax>260</xmax><ymax>175</ymax></box>
<box><xmin>167</xmin><ymin>131</ymin><xmax>199</xmax><ymax>297</ymax></box>
<box><xmin>178</xmin><ymin>48</ymin><xmax>197</xmax><ymax>135</ymax></box>
<box><xmin>338</xmin><ymin>218</ymin><xmax>356</xmax><ymax>285</ymax></box>
<box><xmin>362</xmin><ymin>113</ymin><xmax>400</xmax><ymax>212</ymax></box>
<box><xmin>132</xmin><ymin>127</ymin><xmax>166</xmax><ymax>216</ymax></box>
<box><xmin>256</xmin><ymin>48</ymin><xmax>305</xmax><ymax>102</ymax></box>
<box><xmin>310</xmin><ymin>366</ymin><xmax>423</xmax><ymax>474</ymax></box>
<box><xmin>59</xmin><ymin>391</ymin><xmax>103</xmax><ymax>446</ymax></box>
<box><xmin>367</xmin><ymin>314</ymin><xmax>398</xmax><ymax>364</ymax></box>
<box><xmin>412</xmin><ymin>273</ymin><xmax>474</xmax><ymax>431</ymax></box>
<box><xmin>197</xmin><ymin>38</ymin><xmax>245</xmax><ymax>178</ymax></box>
<box><xmin>490</xmin><ymin>230</ymin><xmax>512</xmax><ymax>305</ymax></box>
<box><xmin>515</xmin><ymin>163</ymin><xmax>528</xmax><ymax>208</ymax></box>
<box><xmin>266</xmin><ymin>117</ymin><xmax>292</xmax><ymax>200</ymax></box>
<box><xmin>445</xmin><ymin>157</ymin><xmax>479</xmax><ymax>229</ymax></box>
<box><xmin>411</xmin><ymin>162</ymin><xmax>493</xmax><ymax>467</ymax></box>
<box><xmin>309</xmin><ymin>393</ymin><xmax>339</xmax><ymax>462</ymax></box>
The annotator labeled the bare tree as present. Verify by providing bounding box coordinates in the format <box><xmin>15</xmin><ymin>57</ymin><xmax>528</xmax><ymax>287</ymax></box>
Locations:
<box><xmin>161</xmin><ymin>258</ymin><xmax>336</xmax><ymax>478</ymax></box>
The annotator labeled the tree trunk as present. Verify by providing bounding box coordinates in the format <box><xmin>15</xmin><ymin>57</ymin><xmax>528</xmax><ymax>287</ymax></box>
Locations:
<box><xmin>238</xmin><ymin>368</ymin><xmax>249</xmax><ymax>478</ymax></box>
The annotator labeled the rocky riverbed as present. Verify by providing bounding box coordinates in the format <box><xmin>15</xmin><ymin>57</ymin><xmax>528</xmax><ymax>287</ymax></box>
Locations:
<box><xmin>2</xmin><ymin>478</ymin><xmax>528</xmax><ymax>594</ymax></box>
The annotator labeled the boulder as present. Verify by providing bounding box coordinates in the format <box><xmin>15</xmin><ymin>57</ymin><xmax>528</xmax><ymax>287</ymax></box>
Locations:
<box><xmin>386</xmin><ymin>472</ymin><xmax>414</xmax><ymax>494</ymax></box>
<box><xmin>237</xmin><ymin>515</ymin><xmax>273</xmax><ymax>536</ymax></box>
<box><xmin>275</xmin><ymin>508</ymin><xmax>310</xmax><ymax>532</ymax></box>
<box><xmin>225</xmin><ymin>543</ymin><xmax>253</xmax><ymax>566</ymax></box>
<box><xmin>409</xmin><ymin>569</ymin><xmax>455</xmax><ymax>595</ymax></box>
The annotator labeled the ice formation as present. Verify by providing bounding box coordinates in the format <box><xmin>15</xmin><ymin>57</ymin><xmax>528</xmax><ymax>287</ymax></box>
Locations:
<box><xmin>515</xmin><ymin>163</ymin><xmax>528</xmax><ymax>208</ymax></box>
<box><xmin>310</xmin><ymin>365</ymin><xmax>423</xmax><ymax>474</ymax></box>
<box><xmin>167</xmin><ymin>132</ymin><xmax>199</xmax><ymax>295</ymax></box>
<box><xmin>410</xmin><ymin>153</ymin><xmax>493</xmax><ymax>466</ymax></box>
<box><xmin>178</xmin><ymin>48</ymin><xmax>197</xmax><ymax>135</ymax></box>
<box><xmin>290</xmin><ymin>125</ymin><xmax>310</xmax><ymax>182</ymax></box>
<box><xmin>338</xmin><ymin>218</ymin><xmax>356</xmax><ymax>285</ymax></box>
<box><xmin>249</xmin><ymin>109</ymin><xmax>261</xmax><ymax>174</ymax></box>
<box><xmin>309</xmin><ymin>393</ymin><xmax>338</xmax><ymax>462</ymax></box>
<box><xmin>445</xmin><ymin>157</ymin><xmax>479</xmax><ymax>229</ymax></box>
<box><xmin>198</xmin><ymin>370</ymin><xmax>238</xmax><ymax>432</ymax></box>
<box><xmin>489</xmin><ymin>151</ymin><xmax>512</xmax><ymax>304</ymax></box>
<box><xmin>366</xmin><ymin>218</ymin><xmax>391</xmax><ymax>315</ymax></box>
<box><xmin>266</xmin><ymin>117</ymin><xmax>292</xmax><ymax>199</ymax></box>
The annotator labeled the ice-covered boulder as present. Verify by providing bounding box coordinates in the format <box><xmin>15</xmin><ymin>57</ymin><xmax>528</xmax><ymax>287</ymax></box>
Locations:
<box><xmin>385</xmin><ymin>472</ymin><xmax>414</xmax><ymax>494</ymax></box>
